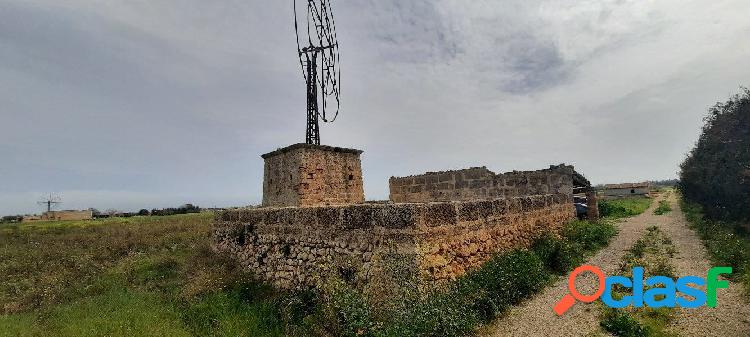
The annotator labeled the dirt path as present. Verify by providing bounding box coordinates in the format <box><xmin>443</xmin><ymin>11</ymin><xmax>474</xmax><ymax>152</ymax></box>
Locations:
<box><xmin>486</xmin><ymin>196</ymin><xmax>664</xmax><ymax>337</ymax></box>
<box><xmin>485</xmin><ymin>194</ymin><xmax>750</xmax><ymax>337</ymax></box>
<box><xmin>657</xmin><ymin>193</ymin><xmax>750</xmax><ymax>337</ymax></box>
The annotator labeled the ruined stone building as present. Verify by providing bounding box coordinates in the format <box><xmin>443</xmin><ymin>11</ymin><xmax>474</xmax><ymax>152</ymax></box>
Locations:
<box><xmin>599</xmin><ymin>182</ymin><xmax>651</xmax><ymax>199</ymax></box>
<box><xmin>213</xmin><ymin>144</ymin><xmax>596</xmax><ymax>291</ymax></box>
<box><xmin>22</xmin><ymin>210</ymin><xmax>93</xmax><ymax>222</ymax></box>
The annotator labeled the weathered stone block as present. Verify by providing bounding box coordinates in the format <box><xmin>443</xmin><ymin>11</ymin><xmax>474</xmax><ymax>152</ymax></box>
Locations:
<box><xmin>383</xmin><ymin>204</ymin><xmax>420</xmax><ymax>229</ymax></box>
<box><xmin>342</xmin><ymin>205</ymin><xmax>376</xmax><ymax>229</ymax></box>
<box><xmin>425</xmin><ymin>202</ymin><xmax>457</xmax><ymax>226</ymax></box>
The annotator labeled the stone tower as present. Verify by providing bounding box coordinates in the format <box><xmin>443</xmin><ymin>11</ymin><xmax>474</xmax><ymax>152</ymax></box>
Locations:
<box><xmin>261</xmin><ymin>143</ymin><xmax>364</xmax><ymax>207</ymax></box>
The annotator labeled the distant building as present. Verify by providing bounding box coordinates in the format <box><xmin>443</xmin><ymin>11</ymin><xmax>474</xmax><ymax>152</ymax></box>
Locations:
<box><xmin>22</xmin><ymin>210</ymin><xmax>93</xmax><ymax>222</ymax></box>
<box><xmin>21</xmin><ymin>215</ymin><xmax>42</xmax><ymax>222</ymax></box>
<box><xmin>599</xmin><ymin>182</ymin><xmax>651</xmax><ymax>198</ymax></box>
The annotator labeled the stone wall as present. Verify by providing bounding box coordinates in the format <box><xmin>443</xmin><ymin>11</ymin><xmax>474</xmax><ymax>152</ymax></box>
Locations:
<box><xmin>389</xmin><ymin>164</ymin><xmax>576</xmax><ymax>203</ymax></box>
<box><xmin>262</xmin><ymin>144</ymin><xmax>365</xmax><ymax>207</ymax></box>
<box><xmin>213</xmin><ymin>194</ymin><xmax>574</xmax><ymax>289</ymax></box>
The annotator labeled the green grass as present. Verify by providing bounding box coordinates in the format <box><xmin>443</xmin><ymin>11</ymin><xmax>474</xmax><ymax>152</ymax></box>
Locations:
<box><xmin>0</xmin><ymin>213</ymin><xmax>286</xmax><ymax>337</ymax></box>
<box><xmin>0</xmin><ymin>213</ymin><xmax>621</xmax><ymax>337</ymax></box>
<box><xmin>680</xmin><ymin>198</ymin><xmax>750</xmax><ymax>297</ymax></box>
<box><xmin>653</xmin><ymin>200</ymin><xmax>672</xmax><ymax>215</ymax></box>
<box><xmin>598</xmin><ymin>198</ymin><xmax>653</xmax><ymax>219</ymax></box>
<box><xmin>599</xmin><ymin>226</ymin><xmax>678</xmax><ymax>337</ymax></box>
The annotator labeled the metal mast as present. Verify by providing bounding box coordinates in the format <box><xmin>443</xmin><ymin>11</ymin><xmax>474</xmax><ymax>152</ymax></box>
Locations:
<box><xmin>37</xmin><ymin>193</ymin><xmax>61</xmax><ymax>212</ymax></box>
<box><xmin>294</xmin><ymin>0</ymin><xmax>341</xmax><ymax>145</ymax></box>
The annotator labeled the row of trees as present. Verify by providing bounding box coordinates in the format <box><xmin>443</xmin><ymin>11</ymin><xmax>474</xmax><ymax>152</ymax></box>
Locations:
<box><xmin>0</xmin><ymin>204</ymin><xmax>205</xmax><ymax>223</ymax></box>
<box><xmin>680</xmin><ymin>88</ymin><xmax>750</xmax><ymax>221</ymax></box>
<box><xmin>1</xmin><ymin>215</ymin><xmax>23</xmax><ymax>223</ymax></box>
<box><xmin>91</xmin><ymin>204</ymin><xmax>202</xmax><ymax>218</ymax></box>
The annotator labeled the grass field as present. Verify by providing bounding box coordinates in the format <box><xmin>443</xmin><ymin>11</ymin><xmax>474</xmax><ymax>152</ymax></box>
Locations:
<box><xmin>0</xmin><ymin>213</ymin><xmax>284</xmax><ymax>337</ymax></box>
<box><xmin>0</xmin><ymin>208</ymin><xmax>627</xmax><ymax>337</ymax></box>
<box><xmin>598</xmin><ymin>198</ymin><xmax>653</xmax><ymax>219</ymax></box>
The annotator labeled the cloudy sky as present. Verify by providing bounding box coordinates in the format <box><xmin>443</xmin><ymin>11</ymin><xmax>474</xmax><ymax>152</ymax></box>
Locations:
<box><xmin>1</xmin><ymin>0</ymin><xmax>749</xmax><ymax>215</ymax></box>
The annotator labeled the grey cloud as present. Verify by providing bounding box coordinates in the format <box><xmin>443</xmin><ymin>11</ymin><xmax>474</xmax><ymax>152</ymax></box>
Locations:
<box><xmin>1</xmin><ymin>0</ymin><xmax>750</xmax><ymax>215</ymax></box>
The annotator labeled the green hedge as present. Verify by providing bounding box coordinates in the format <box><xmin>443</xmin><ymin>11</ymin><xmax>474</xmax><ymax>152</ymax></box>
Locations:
<box><xmin>680</xmin><ymin>88</ymin><xmax>750</xmax><ymax>222</ymax></box>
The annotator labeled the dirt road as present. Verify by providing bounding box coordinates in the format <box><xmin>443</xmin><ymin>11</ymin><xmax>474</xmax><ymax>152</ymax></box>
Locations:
<box><xmin>485</xmin><ymin>194</ymin><xmax>750</xmax><ymax>337</ymax></box>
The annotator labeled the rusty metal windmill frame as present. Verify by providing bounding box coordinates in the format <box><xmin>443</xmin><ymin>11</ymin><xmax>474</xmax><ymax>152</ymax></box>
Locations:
<box><xmin>294</xmin><ymin>0</ymin><xmax>341</xmax><ymax>145</ymax></box>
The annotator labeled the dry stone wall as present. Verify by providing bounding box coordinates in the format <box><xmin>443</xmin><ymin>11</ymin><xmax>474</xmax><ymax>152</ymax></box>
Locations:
<box><xmin>389</xmin><ymin>164</ymin><xmax>576</xmax><ymax>203</ymax></box>
<box><xmin>213</xmin><ymin>194</ymin><xmax>575</xmax><ymax>289</ymax></box>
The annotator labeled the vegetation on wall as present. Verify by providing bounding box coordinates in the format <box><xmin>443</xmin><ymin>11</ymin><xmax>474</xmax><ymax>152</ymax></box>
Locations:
<box><xmin>679</xmin><ymin>87</ymin><xmax>750</xmax><ymax>222</ymax></box>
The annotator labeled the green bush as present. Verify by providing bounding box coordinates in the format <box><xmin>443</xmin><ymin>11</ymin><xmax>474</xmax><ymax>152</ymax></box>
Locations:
<box><xmin>598</xmin><ymin>199</ymin><xmax>653</xmax><ymax>219</ymax></box>
<box><xmin>378</xmin><ymin>290</ymin><xmax>477</xmax><ymax>337</ymax></box>
<box><xmin>601</xmin><ymin>309</ymin><xmax>647</xmax><ymax>337</ymax></box>
<box><xmin>680</xmin><ymin>87</ymin><xmax>750</xmax><ymax>222</ymax></box>
<box><xmin>562</xmin><ymin>220</ymin><xmax>618</xmax><ymax>251</ymax></box>
<box><xmin>309</xmin><ymin>249</ymin><xmax>552</xmax><ymax>337</ymax></box>
<box><xmin>531</xmin><ymin>234</ymin><xmax>584</xmax><ymax>274</ymax></box>
<box><xmin>317</xmin><ymin>219</ymin><xmax>618</xmax><ymax>337</ymax></box>
<box><xmin>653</xmin><ymin>200</ymin><xmax>672</xmax><ymax>215</ymax></box>
<box><xmin>681</xmin><ymin>199</ymin><xmax>750</xmax><ymax>285</ymax></box>
<box><xmin>459</xmin><ymin>250</ymin><xmax>550</xmax><ymax>323</ymax></box>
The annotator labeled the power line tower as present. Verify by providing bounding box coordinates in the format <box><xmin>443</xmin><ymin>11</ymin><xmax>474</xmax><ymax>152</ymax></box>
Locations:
<box><xmin>37</xmin><ymin>193</ymin><xmax>62</xmax><ymax>213</ymax></box>
<box><xmin>293</xmin><ymin>0</ymin><xmax>341</xmax><ymax>145</ymax></box>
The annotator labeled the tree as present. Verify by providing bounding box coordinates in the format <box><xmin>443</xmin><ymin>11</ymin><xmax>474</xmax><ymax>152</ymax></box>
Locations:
<box><xmin>88</xmin><ymin>208</ymin><xmax>101</xmax><ymax>217</ymax></box>
<box><xmin>680</xmin><ymin>87</ymin><xmax>750</xmax><ymax>221</ymax></box>
<box><xmin>138</xmin><ymin>209</ymin><xmax>150</xmax><ymax>216</ymax></box>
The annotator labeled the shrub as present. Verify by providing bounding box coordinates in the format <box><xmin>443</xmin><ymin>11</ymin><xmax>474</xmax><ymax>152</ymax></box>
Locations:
<box><xmin>653</xmin><ymin>201</ymin><xmax>672</xmax><ymax>215</ymax></box>
<box><xmin>379</xmin><ymin>290</ymin><xmax>477</xmax><ymax>337</ymax></box>
<box><xmin>680</xmin><ymin>87</ymin><xmax>750</xmax><ymax>222</ymax></box>
<box><xmin>459</xmin><ymin>249</ymin><xmax>550</xmax><ymax>323</ymax></box>
<box><xmin>562</xmin><ymin>220</ymin><xmax>618</xmax><ymax>251</ymax></box>
<box><xmin>531</xmin><ymin>234</ymin><xmax>584</xmax><ymax>274</ymax></box>
<box><xmin>601</xmin><ymin>309</ymin><xmax>647</xmax><ymax>337</ymax></box>
<box><xmin>681</xmin><ymin>198</ymin><xmax>750</xmax><ymax>287</ymax></box>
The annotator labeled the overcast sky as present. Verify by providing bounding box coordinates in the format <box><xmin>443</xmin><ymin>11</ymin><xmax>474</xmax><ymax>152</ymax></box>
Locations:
<box><xmin>1</xmin><ymin>0</ymin><xmax>749</xmax><ymax>215</ymax></box>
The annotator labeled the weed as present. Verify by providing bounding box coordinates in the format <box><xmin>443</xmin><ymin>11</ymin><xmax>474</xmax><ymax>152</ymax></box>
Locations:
<box><xmin>653</xmin><ymin>201</ymin><xmax>672</xmax><ymax>215</ymax></box>
<box><xmin>681</xmin><ymin>198</ymin><xmax>750</xmax><ymax>296</ymax></box>
<box><xmin>562</xmin><ymin>219</ymin><xmax>618</xmax><ymax>251</ymax></box>
<box><xmin>600</xmin><ymin>226</ymin><xmax>678</xmax><ymax>336</ymax></box>
<box><xmin>601</xmin><ymin>308</ymin><xmax>647</xmax><ymax>337</ymax></box>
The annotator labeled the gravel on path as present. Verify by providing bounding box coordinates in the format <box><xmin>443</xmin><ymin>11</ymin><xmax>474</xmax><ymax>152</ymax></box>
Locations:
<box><xmin>486</xmin><ymin>196</ymin><xmax>664</xmax><ymax>337</ymax></box>
<box><xmin>657</xmin><ymin>193</ymin><xmax>750</xmax><ymax>337</ymax></box>
<box><xmin>486</xmin><ymin>193</ymin><xmax>750</xmax><ymax>337</ymax></box>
